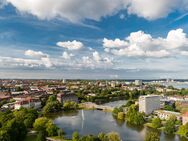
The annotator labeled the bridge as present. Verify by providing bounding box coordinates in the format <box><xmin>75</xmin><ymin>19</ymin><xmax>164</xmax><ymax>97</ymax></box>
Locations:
<box><xmin>80</xmin><ymin>102</ymin><xmax>114</xmax><ymax>111</ymax></box>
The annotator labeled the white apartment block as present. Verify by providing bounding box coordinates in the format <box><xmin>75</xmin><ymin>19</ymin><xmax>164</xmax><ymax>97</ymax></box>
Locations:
<box><xmin>135</xmin><ymin>80</ymin><xmax>142</xmax><ymax>86</ymax></box>
<box><xmin>139</xmin><ymin>95</ymin><xmax>160</xmax><ymax>115</ymax></box>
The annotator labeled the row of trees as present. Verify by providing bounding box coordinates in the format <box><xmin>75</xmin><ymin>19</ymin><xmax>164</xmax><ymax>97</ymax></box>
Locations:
<box><xmin>72</xmin><ymin>131</ymin><xmax>121</xmax><ymax>141</ymax></box>
<box><xmin>42</xmin><ymin>95</ymin><xmax>79</xmax><ymax>114</ymax></box>
<box><xmin>148</xmin><ymin>115</ymin><xmax>187</xmax><ymax>137</ymax></box>
<box><xmin>112</xmin><ymin>104</ymin><xmax>145</xmax><ymax>126</ymax></box>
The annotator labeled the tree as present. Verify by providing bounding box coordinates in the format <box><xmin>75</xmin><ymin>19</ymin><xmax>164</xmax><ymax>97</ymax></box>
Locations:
<box><xmin>151</xmin><ymin>117</ymin><xmax>162</xmax><ymax>129</ymax></box>
<box><xmin>72</xmin><ymin>131</ymin><xmax>79</xmax><ymax>141</ymax></box>
<box><xmin>47</xmin><ymin>95</ymin><xmax>56</xmax><ymax>103</ymax></box>
<box><xmin>126</xmin><ymin>105</ymin><xmax>145</xmax><ymax>126</ymax></box>
<box><xmin>36</xmin><ymin>131</ymin><xmax>46</xmax><ymax>141</ymax></box>
<box><xmin>98</xmin><ymin>132</ymin><xmax>108</xmax><ymax>141</ymax></box>
<box><xmin>0</xmin><ymin>129</ymin><xmax>10</xmax><ymax>141</ymax></box>
<box><xmin>42</xmin><ymin>101</ymin><xmax>62</xmax><ymax>114</ymax></box>
<box><xmin>46</xmin><ymin>121</ymin><xmax>58</xmax><ymax>136</ymax></box>
<box><xmin>117</xmin><ymin>112</ymin><xmax>125</xmax><ymax>120</ymax></box>
<box><xmin>63</xmin><ymin>101</ymin><xmax>78</xmax><ymax>110</ymax></box>
<box><xmin>33</xmin><ymin>117</ymin><xmax>58</xmax><ymax>137</ymax></box>
<box><xmin>14</xmin><ymin>108</ymin><xmax>38</xmax><ymax>128</ymax></box>
<box><xmin>177</xmin><ymin>123</ymin><xmax>188</xmax><ymax>137</ymax></box>
<box><xmin>107</xmin><ymin>132</ymin><xmax>121</xmax><ymax>141</ymax></box>
<box><xmin>164</xmin><ymin>116</ymin><xmax>176</xmax><ymax>134</ymax></box>
<box><xmin>145</xmin><ymin>131</ymin><xmax>160</xmax><ymax>141</ymax></box>
<box><xmin>5</xmin><ymin>118</ymin><xmax>27</xmax><ymax>141</ymax></box>
<box><xmin>33</xmin><ymin>117</ymin><xmax>49</xmax><ymax>132</ymax></box>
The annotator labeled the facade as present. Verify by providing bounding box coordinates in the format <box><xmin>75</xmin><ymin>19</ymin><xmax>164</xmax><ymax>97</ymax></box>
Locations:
<box><xmin>139</xmin><ymin>95</ymin><xmax>160</xmax><ymax>114</ymax></box>
<box><xmin>135</xmin><ymin>80</ymin><xmax>143</xmax><ymax>86</ymax></box>
<box><xmin>14</xmin><ymin>98</ymin><xmax>41</xmax><ymax>109</ymax></box>
<box><xmin>57</xmin><ymin>90</ymin><xmax>78</xmax><ymax>104</ymax></box>
<box><xmin>182</xmin><ymin>112</ymin><xmax>188</xmax><ymax>125</ymax></box>
<box><xmin>154</xmin><ymin>110</ymin><xmax>181</xmax><ymax>120</ymax></box>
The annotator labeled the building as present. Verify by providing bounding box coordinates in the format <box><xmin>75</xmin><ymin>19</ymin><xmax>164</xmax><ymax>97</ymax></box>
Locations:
<box><xmin>57</xmin><ymin>90</ymin><xmax>78</xmax><ymax>104</ymax></box>
<box><xmin>182</xmin><ymin>112</ymin><xmax>188</xmax><ymax>125</ymax></box>
<box><xmin>154</xmin><ymin>110</ymin><xmax>181</xmax><ymax>120</ymax></box>
<box><xmin>139</xmin><ymin>95</ymin><xmax>160</xmax><ymax>114</ymax></box>
<box><xmin>14</xmin><ymin>98</ymin><xmax>41</xmax><ymax>110</ymax></box>
<box><xmin>135</xmin><ymin>80</ymin><xmax>143</xmax><ymax>86</ymax></box>
<box><xmin>62</xmin><ymin>79</ymin><xmax>66</xmax><ymax>84</ymax></box>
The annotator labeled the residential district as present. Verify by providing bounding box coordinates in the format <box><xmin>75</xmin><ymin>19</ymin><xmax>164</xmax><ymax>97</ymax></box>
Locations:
<box><xmin>0</xmin><ymin>79</ymin><xmax>188</xmax><ymax>141</ymax></box>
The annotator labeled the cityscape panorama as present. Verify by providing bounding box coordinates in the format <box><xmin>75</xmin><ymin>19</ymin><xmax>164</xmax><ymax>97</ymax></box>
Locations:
<box><xmin>0</xmin><ymin>0</ymin><xmax>188</xmax><ymax>141</ymax></box>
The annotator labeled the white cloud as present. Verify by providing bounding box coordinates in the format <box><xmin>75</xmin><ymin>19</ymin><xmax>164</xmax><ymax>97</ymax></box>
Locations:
<box><xmin>5</xmin><ymin>0</ymin><xmax>125</xmax><ymax>22</ymax></box>
<box><xmin>57</xmin><ymin>40</ymin><xmax>84</xmax><ymax>50</ymax></box>
<box><xmin>180</xmin><ymin>51</ymin><xmax>188</xmax><ymax>56</ymax></box>
<box><xmin>165</xmin><ymin>28</ymin><xmax>188</xmax><ymax>49</ymax></box>
<box><xmin>127</xmin><ymin>0</ymin><xmax>178</xmax><ymax>20</ymax></box>
<box><xmin>24</xmin><ymin>49</ymin><xmax>48</xmax><ymax>58</ymax></box>
<box><xmin>5</xmin><ymin>0</ymin><xmax>188</xmax><ymax>22</ymax></box>
<box><xmin>105</xmin><ymin>28</ymin><xmax>188</xmax><ymax>58</ymax></box>
<box><xmin>62</xmin><ymin>51</ymin><xmax>73</xmax><ymax>60</ymax></box>
<box><xmin>0</xmin><ymin>56</ymin><xmax>53</xmax><ymax>68</ymax></box>
<box><xmin>103</xmin><ymin>38</ymin><xmax>128</xmax><ymax>48</ymax></box>
<box><xmin>92</xmin><ymin>51</ymin><xmax>101</xmax><ymax>62</ymax></box>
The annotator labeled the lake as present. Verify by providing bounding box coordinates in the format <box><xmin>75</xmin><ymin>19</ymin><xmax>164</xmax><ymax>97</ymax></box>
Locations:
<box><xmin>52</xmin><ymin>101</ymin><xmax>187</xmax><ymax>141</ymax></box>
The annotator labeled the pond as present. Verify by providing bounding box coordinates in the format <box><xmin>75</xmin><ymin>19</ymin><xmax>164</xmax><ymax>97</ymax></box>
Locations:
<box><xmin>52</xmin><ymin>101</ymin><xmax>187</xmax><ymax>141</ymax></box>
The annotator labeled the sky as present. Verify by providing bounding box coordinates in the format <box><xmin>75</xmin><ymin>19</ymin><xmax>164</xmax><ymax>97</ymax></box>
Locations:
<box><xmin>1</xmin><ymin>0</ymin><xmax>188</xmax><ymax>79</ymax></box>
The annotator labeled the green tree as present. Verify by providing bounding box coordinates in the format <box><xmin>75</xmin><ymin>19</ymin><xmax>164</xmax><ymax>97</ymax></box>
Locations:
<box><xmin>33</xmin><ymin>117</ymin><xmax>58</xmax><ymax>137</ymax></box>
<box><xmin>0</xmin><ymin>129</ymin><xmax>10</xmax><ymax>141</ymax></box>
<box><xmin>177</xmin><ymin>123</ymin><xmax>188</xmax><ymax>137</ymax></box>
<box><xmin>151</xmin><ymin>117</ymin><xmax>162</xmax><ymax>129</ymax></box>
<box><xmin>46</xmin><ymin>121</ymin><xmax>58</xmax><ymax>136</ymax></box>
<box><xmin>145</xmin><ymin>131</ymin><xmax>160</xmax><ymax>141</ymax></box>
<box><xmin>164</xmin><ymin>116</ymin><xmax>176</xmax><ymax>134</ymax></box>
<box><xmin>117</xmin><ymin>112</ymin><xmax>125</xmax><ymax>120</ymax></box>
<box><xmin>107</xmin><ymin>132</ymin><xmax>121</xmax><ymax>141</ymax></box>
<box><xmin>98</xmin><ymin>132</ymin><xmax>108</xmax><ymax>141</ymax></box>
<box><xmin>33</xmin><ymin>117</ymin><xmax>49</xmax><ymax>132</ymax></box>
<box><xmin>5</xmin><ymin>118</ymin><xmax>27</xmax><ymax>141</ymax></box>
<box><xmin>42</xmin><ymin>101</ymin><xmax>62</xmax><ymax>114</ymax></box>
<box><xmin>72</xmin><ymin>131</ymin><xmax>79</xmax><ymax>141</ymax></box>
<box><xmin>36</xmin><ymin>131</ymin><xmax>46</xmax><ymax>141</ymax></box>
<box><xmin>126</xmin><ymin>105</ymin><xmax>145</xmax><ymax>126</ymax></box>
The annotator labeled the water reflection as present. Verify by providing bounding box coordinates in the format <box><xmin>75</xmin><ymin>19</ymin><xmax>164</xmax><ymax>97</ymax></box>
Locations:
<box><xmin>53</xmin><ymin>110</ymin><xmax>186</xmax><ymax>141</ymax></box>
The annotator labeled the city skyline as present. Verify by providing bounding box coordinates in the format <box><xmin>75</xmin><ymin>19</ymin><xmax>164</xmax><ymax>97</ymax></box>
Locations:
<box><xmin>1</xmin><ymin>0</ymin><xmax>188</xmax><ymax>79</ymax></box>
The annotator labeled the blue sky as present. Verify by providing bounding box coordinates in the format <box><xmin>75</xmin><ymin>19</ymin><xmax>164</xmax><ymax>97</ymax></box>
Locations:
<box><xmin>1</xmin><ymin>0</ymin><xmax>188</xmax><ymax>79</ymax></box>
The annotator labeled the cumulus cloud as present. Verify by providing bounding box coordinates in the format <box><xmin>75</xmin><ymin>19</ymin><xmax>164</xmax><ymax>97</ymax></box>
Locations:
<box><xmin>23</xmin><ymin>50</ymin><xmax>53</xmax><ymax>68</ymax></box>
<box><xmin>57</xmin><ymin>40</ymin><xmax>84</xmax><ymax>50</ymax></box>
<box><xmin>127</xmin><ymin>0</ymin><xmax>178</xmax><ymax>20</ymax></box>
<box><xmin>104</xmin><ymin>28</ymin><xmax>188</xmax><ymax>58</ymax></box>
<box><xmin>5</xmin><ymin>0</ymin><xmax>188</xmax><ymax>22</ymax></box>
<box><xmin>24</xmin><ymin>50</ymin><xmax>48</xmax><ymax>58</ymax></box>
<box><xmin>5</xmin><ymin>0</ymin><xmax>125</xmax><ymax>22</ymax></box>
<box><xmin>103</xmin><ymin>38</ymin><xmax>128</xmax><ymax>48</ymax></box>
<box><xmin>0</xmin><ymin>56</ymin><xmax>52</xmax><ymax>68</ymax></box>
<box><xmin>62</xmin><ymin>51</ymin><xmax>74</xmax><ymax>60</ymax></box>
<box><xmin>92</xmin><ymin>51</ymin><xmax>101</xmax><ymax>62</ymax></box>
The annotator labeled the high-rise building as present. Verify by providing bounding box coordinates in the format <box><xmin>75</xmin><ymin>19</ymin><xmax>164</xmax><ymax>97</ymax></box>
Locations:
<box><xmin>139</xmin><ymin>95</ymin><xmax>160</xmax><ymax>114</ymax></box>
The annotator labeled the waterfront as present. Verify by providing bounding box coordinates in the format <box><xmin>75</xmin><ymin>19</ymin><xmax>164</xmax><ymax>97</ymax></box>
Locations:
<box><xmin>52</xmin><ymin>101</ymin><xmax>187</xmax><ymax>141</ymax></box>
